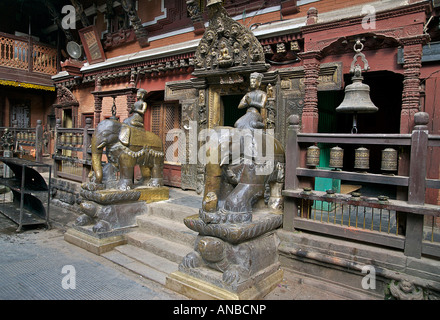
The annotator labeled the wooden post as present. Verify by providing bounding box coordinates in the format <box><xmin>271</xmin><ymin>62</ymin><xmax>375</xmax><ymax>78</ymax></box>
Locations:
<box><xmin>53</xmin><ymin>118</ymin><xmax>61</xmax><ymax>178</ymax></box>
<box><xmin>28</xmin><ymin>36</ymin><xmax>33</xmax><ymax>73</ymax></box>
<box><xmin>404</xmin><ymin>112</ymin><xmax>429</xmax><ymax>258</ymax></box>
<box><xmin>283</xmin><ymin>114</ymin><xmax>301</xmax><ymax>231</ymax></box>
<box><xmin>82</xmin><ymin>118</ymin><xmax>92</xmax><ymax>182</ymax></box>
<box><xmin>12</xmin><ymin>120</ymin><xmax>18</xmax><ymax>154</ymax></box>
<box><xmin>35</xmin><ymin>120</ymin><xmax>43</xmax><ymax>163</ymax></box>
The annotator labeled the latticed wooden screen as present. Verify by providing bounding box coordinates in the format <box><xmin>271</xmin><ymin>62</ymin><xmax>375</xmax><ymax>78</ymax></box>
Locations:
<box><xmin>150</xmin><ymin>104</ymin><xmax>162</xmax><ymax>138</ymax></box>
<box><xmin>0</xmin><ymin>34</ymin><xmax>57</xmax><ymax>75</ymax></box>
<box><xmin>150</xmin><ymin>102</ymin><xmax>181</xmax><ymax>163</ymax></box>
<box><xmin>0</xmin><ymin>37</ymin><xmax>29</xmax><ymax>70</ymax></box>
<box><xmin>32</xmin><ymin>44</ymin><xmax>57</xmax><ymax>75</ymax></box>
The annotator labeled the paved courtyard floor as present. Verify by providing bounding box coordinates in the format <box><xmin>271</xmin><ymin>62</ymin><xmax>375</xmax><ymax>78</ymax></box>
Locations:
<box><xmin>0</xmin><ymin>187</ymin><xmax>350</xmax><ymax>301</ymax></box>
<box><xmin>0</xmin><ymin>226</ymin><xmax>187</xmax><ymax>300</ymax></box>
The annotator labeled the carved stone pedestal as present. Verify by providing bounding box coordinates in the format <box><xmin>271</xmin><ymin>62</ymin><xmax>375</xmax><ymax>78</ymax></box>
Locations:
<box><xmin>64</xmin><ymin>186</ymin><xmax>169</xmax><ymax>255</ymax></box>
<box><xmin>166</xmin><ymin>211</ymin><xmax>283</xmax><ymax>300</ymax></box>
<box><xmin>64</xmin><ymin>226</ymin><xmax>130</xmax><ymax>255</ymax></box>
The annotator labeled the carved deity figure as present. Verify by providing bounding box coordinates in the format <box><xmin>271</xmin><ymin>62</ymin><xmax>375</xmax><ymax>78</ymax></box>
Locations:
<box><xmin>236</xmin><ymin>72</ymin><xmax>268</xmax><ymax>126</ymax></box>
<box><xmin>218</xmin><ymin>41</ymin><xmax>233</xmax><ymax>68</ymax></box>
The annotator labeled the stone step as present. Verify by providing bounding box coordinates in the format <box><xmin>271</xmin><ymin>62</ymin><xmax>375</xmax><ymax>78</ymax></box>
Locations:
<box><xmin>126</xmin><ymin>231</ymin><xmax>193</xmax><ymax>264</ymax></box>
<box><xmin>136</xmin><ymin>214</ymin><xmax>198</xmax><ymax>247</ymax></box>
<box><xmin>115</xmin><ymin>244</ymin><xmax>179</xmax><ymax>273</ymax></box>
<box><xmin>147</xmin><ymin>202</ymin><xmax>199</xmax><ymax>223</ymax></box>
<box><xmin>102</xmin><ymin>248</ymin><xmax>173</xmax><ymax>285</ymax></box>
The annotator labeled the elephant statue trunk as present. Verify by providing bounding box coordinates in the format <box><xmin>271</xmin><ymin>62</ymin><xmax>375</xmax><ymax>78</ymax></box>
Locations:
<box><xmin>91</xmin><ymin>135</ymin><xmax>105</xmax><ymax>185</ymax></box>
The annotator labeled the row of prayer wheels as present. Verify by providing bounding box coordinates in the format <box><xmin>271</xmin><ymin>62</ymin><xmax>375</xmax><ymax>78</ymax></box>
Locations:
<box><xmin>58</xmin><ymin>133</ymin><xmax>84</xmax><ymax>146</ymax></box>
<box><xmin>16</xmin><ymin>131</ymin><xmax>36</xmax><ymax>142</ymax></box>
<box><xmin>306</xmin><ymin>145</ymin><xmax>398</xmax><ymax>172</ymax></box>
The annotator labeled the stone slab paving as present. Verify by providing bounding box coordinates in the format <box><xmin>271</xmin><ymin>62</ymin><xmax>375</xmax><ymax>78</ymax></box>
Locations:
<box><xmin>0</xmin><ymin>226</ymin><xmax>187</xmax><ymax>300</ymax></box>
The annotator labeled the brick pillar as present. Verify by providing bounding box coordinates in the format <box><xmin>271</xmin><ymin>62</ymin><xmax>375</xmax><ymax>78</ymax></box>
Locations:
<box><xmin>400</xmin><ymin>37</ymin><xmax>424</xmax><ymax>134</ymax></box>
<box><xmin>300</xmin><ymin>51</ymin><xmax>321</xmax><ymax>133</ymax></box>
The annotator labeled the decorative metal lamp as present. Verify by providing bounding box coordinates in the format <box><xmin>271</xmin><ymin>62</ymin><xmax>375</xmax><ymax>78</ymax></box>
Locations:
<box><xmin>306</xmin><ymin>145</ymin><xmax>320</xmax><ymax>167</ymax></box>
<box><xmin>329</xmin><ymin>146</ymin><xmax>344</xmax><ymax>169</ymax></box>
<box><xmin>336</xmin><ymin>39</ymin><xmax>378</xmax><ymax>134</ymax></box>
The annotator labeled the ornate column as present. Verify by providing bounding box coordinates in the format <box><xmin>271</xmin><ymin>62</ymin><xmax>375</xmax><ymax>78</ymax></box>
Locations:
<box><xmin>399</xmin><ymin>36</ymin><xmax>427</xmax><ymax>133</ymax></box>
<box><xmin>300</xmin><ymin>51</ymin><xmax>321</xmax><ymax>133</ymax></box>
<box><xmin>126</xmin><ymin>92</ymin><xmax>136</xmax><ymax>115</ymax></box>
<box><xmin>94</xmin><ymin>77</ymin><xmax>102</xmax><ymax>127</ymax></box>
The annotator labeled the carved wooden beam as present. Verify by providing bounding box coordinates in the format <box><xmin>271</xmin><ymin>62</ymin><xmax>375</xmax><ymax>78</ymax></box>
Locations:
<box><xmin>186</xmin><ymin>0</ymin><xmax>205</xmax><ymax>35</ymax></box>
<box><xmin>105</xmin><ymin>0</ymin><xmax>114</xmax><ymax>33</ymax></box>
<box><xmin>70</xmin><ymin>0</ymin><xmax>90</xmax><ymax>28</ymax></box>
<box><xmin>43</xmin><ymin>0</ymin><xmax>74</xmax><ymax>42</ymax></box>
<box><xmin>121</xmin><ymin>0</ymin><xmax>149</xmax><ymax>47</ymax></box>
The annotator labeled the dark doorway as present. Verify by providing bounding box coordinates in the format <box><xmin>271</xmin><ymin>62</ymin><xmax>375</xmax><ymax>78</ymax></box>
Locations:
<box><xmin>337</xmin><ymin>71</ymin><xmax>403</xmax><ymax>135</ymax></box>
<box><xmin>63</xmin><ymin>109</ymin><xmax>73</xmax><ymax>128</ymax></box>
<box><xmin>222</xmin><ymin>95</ymin><xmax>246</xmax><ymax>127</ymax></box>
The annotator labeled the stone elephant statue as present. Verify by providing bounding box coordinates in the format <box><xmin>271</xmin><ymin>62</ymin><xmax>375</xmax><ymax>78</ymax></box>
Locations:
<box><xmin>85</xmin><ymin>118</ymin><xmax>164</xmax><ymax>191</ymax></box>
<box><xmin>200</xmin><ymin>125</ymin><xmax>285</xmax><ymax>223</ymax></box>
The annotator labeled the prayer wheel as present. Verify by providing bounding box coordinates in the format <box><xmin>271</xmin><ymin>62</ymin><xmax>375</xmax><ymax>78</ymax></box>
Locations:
<box><xmin>381</xmin><ymin>148</ymin><xmax>398</xmax><ymax>172</ymax></box>
<box><xmin>329</xmin><ymin>146</ymin><xmax>344</xmax><ymax>169</ymax></box>
<box><xmin>306</xmin><ymin>145</ymin><xmax>320</xmax><ymax>167</ymax></box>
<box><xmin>354</xmin><ymin>147</ymin><xmax>369</xmax><ymax>170</ymax></box>
<box><xmin>72</xmin><ymin>134</ymin><xmax>78</xmax><ymax>146</ymax></box>
<box><xmin>65</xmin><ymin>133</ymin><xmax>72</xmax><ymax>145</ymax></box>
<box><xmin>78</xmin><ymin>134</ymin><xmax>83</xmax><ymax>146</ymax></box>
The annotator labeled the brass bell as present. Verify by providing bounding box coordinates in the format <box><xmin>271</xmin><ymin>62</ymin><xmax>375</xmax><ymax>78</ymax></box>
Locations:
<box><xmin>381</xmin><ymin>148</ymin><xmax>398</xmax><ymax>171</ymax></box>
<box><xmin>336</xmin><ymin>66</ymin><xmax>378</xmax><ymax>133</ymax></box>
<box><xmin>354</xmin><ymin>147</ymin><xmax>369</xmax><ymax>170</ymax></box>
<box><xmin>306</xmin><ymin>145</ymin><xmax>320</xmax><ymax>167</ymax></box>
<box><xmin>329</xmin><ymin>146</ymin><xmax>344</xmax><ymax>169</ymax></box>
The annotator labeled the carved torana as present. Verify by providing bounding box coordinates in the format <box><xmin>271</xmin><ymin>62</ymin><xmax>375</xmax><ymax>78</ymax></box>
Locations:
<box><xmin>193</xmin><ymin>1</ymin><xmax>266</xmax><ymax>76</ymax></box>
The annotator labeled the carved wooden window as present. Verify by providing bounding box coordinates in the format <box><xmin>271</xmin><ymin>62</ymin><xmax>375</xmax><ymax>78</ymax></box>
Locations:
<box><xmin>10</xmin><ymin>100</ymin><xmax>30</xmax><ymax>128</ymax></box>
<box><xmin>149</xmin><ymin>101</ymin><xmax>181</xmax><ymax>164</ymax></box>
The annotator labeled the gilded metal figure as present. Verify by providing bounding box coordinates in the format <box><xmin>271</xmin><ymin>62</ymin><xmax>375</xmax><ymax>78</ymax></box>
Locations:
<box><xmin>124</xmin><ymin>88</ymin><xmax>148</xmax><ymax>128</ymax></box>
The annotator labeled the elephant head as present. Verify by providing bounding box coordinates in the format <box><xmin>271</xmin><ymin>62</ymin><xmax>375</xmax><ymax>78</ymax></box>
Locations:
<box><xmin>91</xmin><ymin>119</ymin><xmax>122</xmax><ymax>185</ymax></box>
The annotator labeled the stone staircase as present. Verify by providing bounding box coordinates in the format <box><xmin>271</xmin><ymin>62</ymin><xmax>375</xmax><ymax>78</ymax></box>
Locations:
<box><xmin>101</xmin><ymin>197</ymin><xmax>200</xmax><ymax>286</ymax></box>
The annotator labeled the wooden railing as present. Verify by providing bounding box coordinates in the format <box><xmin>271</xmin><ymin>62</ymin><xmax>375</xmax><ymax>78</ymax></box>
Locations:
<box><xmin>53</xmin><ymin>118</ymin><xmax>94</xmax><ymax>183</ymax></box>
<box><xmin>0</xmin><ymin>121</ymin><xmax>44</xmax><ymax>161</ymax></box>
<box><xmin>283</xmin><ymin>112</ymin><xmax>440</xmax><ymax>259</ymax></box>
<box><xmin>0</xmin><ymin>32</ymin><xmax>57</xmax><ymax>75</ymax></box>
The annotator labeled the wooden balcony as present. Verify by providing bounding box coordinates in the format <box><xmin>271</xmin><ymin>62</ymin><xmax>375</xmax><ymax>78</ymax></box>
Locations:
<box><xmin>0</xmin><ymin>32</ymin><xmax>58</xmax><ymax>89</ymax></box>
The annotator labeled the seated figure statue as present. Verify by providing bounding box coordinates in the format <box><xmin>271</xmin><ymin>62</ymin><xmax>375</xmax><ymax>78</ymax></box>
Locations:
<box><xmin>124</xmin><ymin>88</ymin><xmax>148</xmax><ymax>128</ymax></box>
